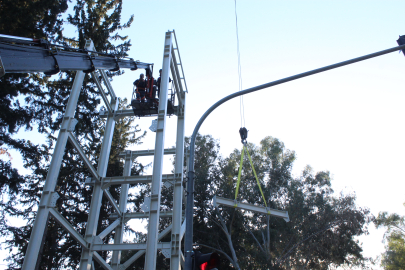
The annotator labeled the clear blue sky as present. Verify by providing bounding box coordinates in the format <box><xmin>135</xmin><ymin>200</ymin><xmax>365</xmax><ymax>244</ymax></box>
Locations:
<box><xmin>3</xmin><ymin>1</ymin><xmax>405</xmax><ymax>269</ymax></box>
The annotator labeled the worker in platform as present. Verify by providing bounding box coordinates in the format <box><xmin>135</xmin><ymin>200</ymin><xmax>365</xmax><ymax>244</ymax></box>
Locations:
<box><xmin>156</xmin><ymin>69</ymin><xmax>171</xmax><ymax>99</ymax></box>
<box><xmin>146</xmin><ymin>72</ymin><xmax>157</xmax><ymax>100</ymax></box>
<box><xmin>134</xmin><ymin>73</ymin><xmax>147</xmax><ymax>102</ymax></box>
<box><xmin>156</xmin><ymin>69</ymin><xmax>163</xmax><ymax>99</ymax></box>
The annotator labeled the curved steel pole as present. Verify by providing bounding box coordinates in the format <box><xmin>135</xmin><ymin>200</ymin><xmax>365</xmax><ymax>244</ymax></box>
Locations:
<box><xmin>184</xmin><ymin>43</ymin><xmax>405</xmax><ymax>270</ymax></box>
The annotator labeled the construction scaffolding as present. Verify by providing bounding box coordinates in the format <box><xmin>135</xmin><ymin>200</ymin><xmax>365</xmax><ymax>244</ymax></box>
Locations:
<box><xmin>16</xmin><ymin>30</ymin><xmax>188</xmax><ymax>270</ymax></box>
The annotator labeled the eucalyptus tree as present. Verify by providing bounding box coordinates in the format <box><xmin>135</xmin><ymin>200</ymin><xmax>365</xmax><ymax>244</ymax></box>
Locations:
<box><xmin>375</xmin><ymin>203</ymin><xmax>405</xmax><ymax>270</ymax></box>
<box><xmin>190</xmin><ymin>135</ymin><xmax>371</xmax><ymax>270</ymax></box>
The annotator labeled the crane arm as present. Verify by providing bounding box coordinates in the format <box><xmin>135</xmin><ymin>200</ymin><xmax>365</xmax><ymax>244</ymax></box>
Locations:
<box><xmin>0</xmin><ymin>34</ymin><xmax>152</xmax><ymax>76</ymax></box>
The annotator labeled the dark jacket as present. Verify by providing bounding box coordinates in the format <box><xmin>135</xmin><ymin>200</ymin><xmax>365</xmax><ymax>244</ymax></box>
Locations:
<box><xmin>134</xmin><ymin>79</ymin><xmax>147</xmax><ymax>90</ymax></box>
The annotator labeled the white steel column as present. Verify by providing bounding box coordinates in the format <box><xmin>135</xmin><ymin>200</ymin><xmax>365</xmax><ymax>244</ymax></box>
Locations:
<box><xmin>79</xmin><ymin>97</ymin><xmax>118</xmax><ymax>270</ymax></box>
<box><xmin>111</xmin><ymin>151</ymin><xmax>132</xmax><ymax>269</ymax></box>
<box><xmin>170</xmin><ymin>90</ymin><xmax>186</xmax><ymax>270</ymax></box>
<box><xmin>22</xmin><ymin>70</ymin><xmax>86</xmax><ymax>270</ymax></box>
<box><xmin>144</xmin><ymin>31</ymin><xmax>173</xmax><ymax>269</ymax></box>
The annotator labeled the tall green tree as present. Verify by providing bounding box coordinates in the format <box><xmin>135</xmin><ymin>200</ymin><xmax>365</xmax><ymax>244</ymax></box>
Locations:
<box><xmin>0</xmin><ymin>0</ymin><xmax>68</xmax><ymax>212</ymax></box>
<box><xmin>189</xmin><ymin>134</ymin><xmax>371</xmax><ymax>270</ymax></box>
<box><xmin>375</xmin><ymin>203</ymin><xmax>405</xmax><ymax>270</ymax></box>
<box><xmin>0</xmin><ymin>1</ymin><xmax>69</xmax><ymax>267</ymax></box>
<box><xmin>0</xmin><ymin>1</ymin><xmax>142</xmax><ymax>269</ymax></box>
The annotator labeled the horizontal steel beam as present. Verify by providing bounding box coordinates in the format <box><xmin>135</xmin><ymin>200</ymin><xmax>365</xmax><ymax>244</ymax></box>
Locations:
<box><xmin>118</xmin><ymin>148</ymin><xmax>176</xmax><ymax>158</ymax></box>
<box><xmin>98</xmin><ymin>107</ymin><xmax>180</xmax><ymax>119</ymax></box>
<box><xmin>0</xmin><ymin>42</ymin><xmax>151</xmax><ymax>74</ymax></box>
<box><xmin>109</xmin><ymin>211</ymin><xmax>175</xmax><ymax>219</ymax></box>
<box><xmin>85</xmin><ymin>174</ymin><xmax>181</xmax><ymax>188</ymax></box>
<box><xmin>99</xmin><ymin>109</ymin><xmax>135</xmax><ymax>119</ymax></box>
<box><xmin>120</xmin><ymin>224</ymin><xmax>173</xmax><ymax>270</ymax></box>
<box><xmin>213</xmin><ymin>196</ymin><xmax>290</xmax><ymax>222</ymax></box>
<box><xmin>92</xmin><ymin>242</ymin><xmax>171</xmax><ymax>252</ymax></box>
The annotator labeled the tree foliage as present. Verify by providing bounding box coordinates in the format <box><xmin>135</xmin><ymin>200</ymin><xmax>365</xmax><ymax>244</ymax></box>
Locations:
<box><xmin>190</xmin><ymin>134</ymin><xmax>371</xmax><ymax>270</ymax></box>
<box><xmin>375</xmin><ymin>203</ymin><xmax>405</xmax><ymax>270</ymax></box>
<box><xmin>0</xmin><ymin>1</ymin><xmax>142</xmax><ymax>269</ymax></box>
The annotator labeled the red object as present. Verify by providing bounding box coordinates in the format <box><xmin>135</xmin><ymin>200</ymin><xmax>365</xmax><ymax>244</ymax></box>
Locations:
<box><xmin>146</xmin><ymin>76</ymin><xmax>155</xmax><ymax>99</ymax></box>
<box><xmin>195</xmin><ymin>252</ymin><xmax>220</xmax><ymax>270</ymax></box>
<box><xmin>200</xmin><ymin>262</ymin><xmax>208</xmax><ymax>270</ymax></box>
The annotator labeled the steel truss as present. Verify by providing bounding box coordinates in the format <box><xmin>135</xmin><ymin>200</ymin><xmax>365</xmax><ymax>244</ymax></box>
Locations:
<box><xmin>21</xmin><ymin>31</ymin><xmax>188</xmax><ymax>270</ymax></box>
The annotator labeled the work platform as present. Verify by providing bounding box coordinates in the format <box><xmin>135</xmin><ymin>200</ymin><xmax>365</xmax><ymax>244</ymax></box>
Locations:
<box><xmin>131</xmin><ymin>98</ymin><xmax>175</xmax><ymax>116</ymax></box>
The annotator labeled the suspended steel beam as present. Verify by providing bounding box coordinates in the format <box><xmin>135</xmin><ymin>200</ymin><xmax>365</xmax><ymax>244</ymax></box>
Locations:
<box><xmin>213</xmin><ymin>196</ymin><xmax>289</xmax><ymax>222</ymax></box>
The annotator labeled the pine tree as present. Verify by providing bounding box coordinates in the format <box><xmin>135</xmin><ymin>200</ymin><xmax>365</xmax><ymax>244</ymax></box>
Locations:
<box><xmin>0</xmin><ymin>1</ymin><xmax>68</xmax><ymax>268</ymax></box>
<box><xmin>1</xmin><ymin>1</ymin><xmax>143</xmax><ymax>269</ymax></box>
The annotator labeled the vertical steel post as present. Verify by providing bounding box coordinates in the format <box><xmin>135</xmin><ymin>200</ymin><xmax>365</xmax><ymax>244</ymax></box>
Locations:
<box><xmin>170</xmin><ymin>90</ymin><xmax>186</xmax><ymax>270</ymax></box>
<box><xmin>144</xmin><ymin>31</ymin><xmax>172</xmax><ymax>269</ymax></box>
<box><xmin>79</xmin><ymin>97</ymin><xmax>118</xmax><ymax>270</ymax></box>
<box><xmin>21</xmin><ymin>70</ymin><xmax>86</xmax><ymax>270</ymax></box>
<box><xmin>111</xmin><ymin>151</ymin><xmax>132</xmax><ymax>269</ymax></box>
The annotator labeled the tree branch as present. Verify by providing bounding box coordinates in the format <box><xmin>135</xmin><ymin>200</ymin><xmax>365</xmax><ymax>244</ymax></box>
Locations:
<box><xmin>245</xmin><ymin>225</ymin><xmax>265</xmax><ymax>254</ymax></box>
<box><xmin>276</xmin><ymin>219</ymin><xmax>343</xmax><ymax>265</ymax></box>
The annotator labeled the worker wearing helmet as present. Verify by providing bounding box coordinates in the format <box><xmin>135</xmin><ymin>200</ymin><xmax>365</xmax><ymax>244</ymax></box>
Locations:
<box><xmin>134</xmin><ymin>73</ymin><xmax>147</xmax><ymax>102</ymax></box>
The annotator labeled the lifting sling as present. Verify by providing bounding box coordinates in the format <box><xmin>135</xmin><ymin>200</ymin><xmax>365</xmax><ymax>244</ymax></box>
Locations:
<box><xmin>234</xmin><ymin>128</ymin><xmax>270</xmax><ymax>214</ymax></box>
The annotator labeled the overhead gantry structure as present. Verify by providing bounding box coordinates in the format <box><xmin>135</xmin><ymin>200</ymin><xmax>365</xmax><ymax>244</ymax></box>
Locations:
<box><xmin>1</xmin><ymin>31</ymin><xmax>188</xmax><ymax>270</ymax></box>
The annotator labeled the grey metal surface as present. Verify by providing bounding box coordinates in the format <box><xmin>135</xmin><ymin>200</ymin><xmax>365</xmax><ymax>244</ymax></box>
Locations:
<box><xmin>109</xmin><ymin>211</ymin><xmax>175</xmax><ymax>220</ymax></box>
<box><xmin>144</xmin><ymin>30</ymin><xmax>173</xmax><ymax>270</ymax></box>
<box><xmin>79</xmin><ymin>94</ymin><xmax>119</xmax><ymax>269</ymax></box>
<box><xmin>0</xmin><ymin>41</ymin><xmax>151</xmax><ymax>74</ymax></box>
<box><xmin>117</xmin><ymin>148</ymin><xmax>176</xmax><ymax>158</ymax></box>
<box><xmin>170</xmin><ymin>68</ymin><xmax>186</xmax><ymax>269</ymax></box>
<box><xmin>213</xmin><ymin>196</ymin><xmax>289</xmax><ymax>222</ymax></box>
<box><xmin>111</xmin><ymin>153</ymin><xmax>132</xmax><ymax>269</ymax></box>
<box><xmin>21</xmin><ymin>67</ymin><xmax>86</xmax><ymax>270</ymax></box>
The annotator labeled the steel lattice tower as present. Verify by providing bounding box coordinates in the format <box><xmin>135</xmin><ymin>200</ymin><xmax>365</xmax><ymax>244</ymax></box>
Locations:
<box><xmin>21</xmin><ymin>30</ymin><xmax>188</xmax><ymax>270</ymax></box>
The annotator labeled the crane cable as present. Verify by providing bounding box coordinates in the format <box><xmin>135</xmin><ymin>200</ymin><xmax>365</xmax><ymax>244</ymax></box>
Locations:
<box><xmin>233</xmin><ymin>1</ymin><xmax>270</xmax><ymax>214</ymax></box>
<box><xmin>234</xmin><ymin>0</ymin><xmax>245</xmax><ymax>128</ymax></box>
